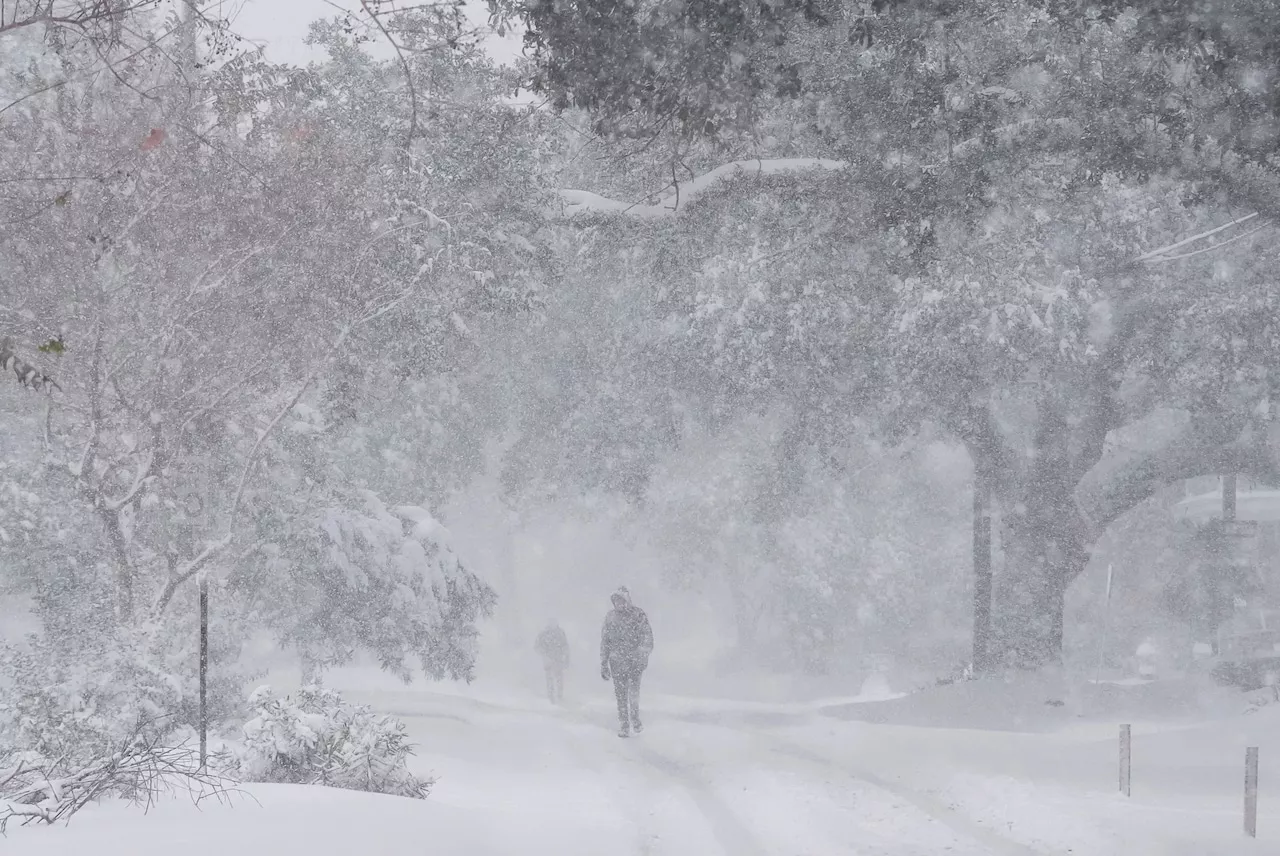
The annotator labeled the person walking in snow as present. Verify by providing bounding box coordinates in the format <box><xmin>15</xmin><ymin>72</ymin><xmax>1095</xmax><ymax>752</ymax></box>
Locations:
<box><xmin>535</xmin><ymin>619</ymin><xmax>571</xmax><ymax>704</ymax></box>
<box><xmin>600</xmin><ymin>586</ymin><xmax>653</xmax><ymax>737</ymax></box>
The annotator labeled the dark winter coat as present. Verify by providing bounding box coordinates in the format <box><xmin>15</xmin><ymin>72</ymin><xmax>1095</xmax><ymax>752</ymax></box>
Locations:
<box><xmin>535</xmin><ymin>625</ymin><xmax>570</xmax><ymax>668</ymax></box>
<box><xmin>600</xmin><ymin>600</ymin><xmax>653</xmax><ymax>673</ymax></box>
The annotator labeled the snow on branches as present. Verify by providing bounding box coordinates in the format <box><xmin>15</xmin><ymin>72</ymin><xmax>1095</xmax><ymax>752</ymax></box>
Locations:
<box><xmin>0</xmin><ymin>338</ymin><xmax>57</xmax><ymax>393</ymax></box>
<box><xmin>554</xmin><ymin>158</ymin><xmax>848</xmax><ymax>220</ymax></box>
<box><xmin>272</xmin><ymin>491</ymin><xmax>496</xmax><ymax>683</ymax></box>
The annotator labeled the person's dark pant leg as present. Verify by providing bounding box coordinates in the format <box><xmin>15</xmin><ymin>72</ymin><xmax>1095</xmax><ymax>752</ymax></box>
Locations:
<box><xmin>552</xmin><ymin>666</ymin><xmax>564</xmax><ymax>703</ymax></box>
<box><xmin>628</xmin><ymin>667</ymin><xmax>643</xmax><ymax>727</ymax></box>
<box><xmin>545</xmin><ymin>666</ymin><xmax>557</xmax><ymax>703</ymax></box>
<box><xmin>612</xmin><ymin>668</ymin><xmax>631</xmax><ymax>727</ymax></box>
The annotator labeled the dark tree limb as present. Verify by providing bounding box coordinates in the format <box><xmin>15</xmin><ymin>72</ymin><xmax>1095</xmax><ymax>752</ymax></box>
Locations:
<box><xmin>1084</xmin><ymin>412</ymin><xmax>1278</xmax><ymax>535</ymax></box>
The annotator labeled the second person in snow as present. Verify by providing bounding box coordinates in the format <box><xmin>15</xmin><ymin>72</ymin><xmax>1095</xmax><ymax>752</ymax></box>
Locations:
<box><xmin>600</xmin><ymin>586</ymin><xmax>653</xmax><ymax>737</ymax></box>
<box><xmin>535</xmin><ymin>619</ymin><xmax>570</xmax><ymax>704</ymax></box>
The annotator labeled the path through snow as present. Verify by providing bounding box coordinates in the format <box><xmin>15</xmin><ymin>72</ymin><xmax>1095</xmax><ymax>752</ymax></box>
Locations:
<box><xmin>391</xmin><ymin>688</ymin><xmax>1032</xmax><ymax>856</ymax></box>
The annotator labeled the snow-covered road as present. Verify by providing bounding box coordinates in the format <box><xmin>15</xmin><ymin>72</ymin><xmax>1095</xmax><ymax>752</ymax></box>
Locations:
<box><xmin>385</xmin><ymin>689</ymin><xmax>1042</xmax><ymax>856</ymax></box>
<box><xmin>356</xmin><ymin>680</ymin><xmax>1277</xmax><ymax>856</ymax></box>
<box><xmin>6</xmin><ymin>680</ymin><xmax>1275</xmax><ymax>856</ymax></box>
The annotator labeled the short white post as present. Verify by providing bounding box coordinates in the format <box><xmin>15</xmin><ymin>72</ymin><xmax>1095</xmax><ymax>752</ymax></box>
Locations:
<box><xmin>1245</xmin><ymin>746</ymin><xmax>1259</xmax><ymax>838</ymax></box>
<box><xmin>1119</xmin><ymin>724</ymin><xmax>1131</xmax><ymax>797</ymax></box>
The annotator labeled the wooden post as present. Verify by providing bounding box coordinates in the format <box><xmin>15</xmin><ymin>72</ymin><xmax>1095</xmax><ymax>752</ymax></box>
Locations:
<box><xmin>1223</xmin><ymin>473</ymin><xmax>1238</xmax><ymax>522</ymax></box>
<box><xmin>1245</xmin><ymin>746</ymin><xmax>1259</xmax><ymax>838</ymax></box>
<box><xmin>972</xmin><ymin>464</ymin><xmax>992</xmax><ymax>674</ymax></box>
<box><xmin>1119</xmin><ymin>724</ymin><xmax>1131</xmax><ymax>797</ymax></box>
<box><xmin>199</xmin><ymin>574</ymin><xmax>209</xmax><ymax>770</ymax></box>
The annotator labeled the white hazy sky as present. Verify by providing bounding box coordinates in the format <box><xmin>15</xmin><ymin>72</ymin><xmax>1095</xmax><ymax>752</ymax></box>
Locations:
<box><xmin>226</xmin><ymin>0</ymin><xmax>524</xmax><ymax>66</ymax></box>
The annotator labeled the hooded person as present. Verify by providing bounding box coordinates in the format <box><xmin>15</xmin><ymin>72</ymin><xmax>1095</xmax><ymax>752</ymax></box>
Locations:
<box><xmin>599</xmin><ymin>586</ymin><xmax>653</xmax><ymax>737</ymax></box>
<box><xmin>534</xmin><ymin>619</ymin><xmax>570</xmax><ymax>704</ymax></box>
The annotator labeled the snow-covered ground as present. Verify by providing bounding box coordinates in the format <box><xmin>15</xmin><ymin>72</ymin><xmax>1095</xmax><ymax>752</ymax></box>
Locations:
<box><xmin>6</xmin><ymin>667</ymin><xmax>1277</xmax><ymax>855</ymax></box>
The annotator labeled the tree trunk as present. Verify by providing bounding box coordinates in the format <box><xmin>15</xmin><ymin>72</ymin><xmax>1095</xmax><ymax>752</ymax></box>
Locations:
<box><xmin>300</xmin><ymin>652</ymin><xmax>322</xmax><ymax>686</ymax></box>
<box><xmin>994</xmin><ymin>510</ymin><xmax>1090</xmax><ymax>669</ymax></box>
<box><xmin>100</xmin><ymin>509</ymin><xmax>134</xmax><ymax>624</ymax></box>
<box><xmin>972</xmin><ymin>463</ymin><xmax>993</xmax><ymax>673</ymax></box>
<box><xmin>728</xmin><ymin>564</ymin><xmax>761</xmax><ymax>656</ymax></box>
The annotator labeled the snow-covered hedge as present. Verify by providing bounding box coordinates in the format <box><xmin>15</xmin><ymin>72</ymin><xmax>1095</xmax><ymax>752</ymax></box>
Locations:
<box><xmin>225</xmin><ymin>685</ymin><xmax>433</xmax><ymax>799</ymax></box>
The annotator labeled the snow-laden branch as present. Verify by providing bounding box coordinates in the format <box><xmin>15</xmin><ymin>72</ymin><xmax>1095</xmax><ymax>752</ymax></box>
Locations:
<box><xmin>100</xmin><ymin>448</ymin><xmax>155</xmax><ymax>513</ymax></box>
<box><xmin>550</xmin><ymin>120</ymin><xmax>1087</xmax><ymax>220</ymax></box>
<box><xmin>553</xmin><ymin>158</ymin><xmax>848</xmax><ymax>220</ymax></box>
<box><xmin>1136</xmin><ymin>212</ymin><xmax>1264</xmax><ymax>263</ymax></box>
<box><xmin>152</xmin><ymin>535</ymin><xmax>236</xmax><ymax>615</ymax></box>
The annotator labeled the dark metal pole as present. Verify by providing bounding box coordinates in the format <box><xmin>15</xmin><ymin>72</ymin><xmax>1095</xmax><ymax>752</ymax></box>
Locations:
<box><xmin>199</xmin><ymin>574</ymin><xmax>208</xmax><ymax>769</ymax></box>
<box><xmin>972</xmin><ymin>463</ymin><xmax>993</xmax><ymax>674</ymax></box>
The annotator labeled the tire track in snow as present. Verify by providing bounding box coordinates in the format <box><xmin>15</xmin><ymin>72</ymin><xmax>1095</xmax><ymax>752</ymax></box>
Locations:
<box><xmin>658</xmin><ymin>705</ymin><xmax>1064</xmax><ymax>854</ymax></box>
<box><xmin>555</xmin><ymin>711</ymin><xmax>673</xmax><ymax>856</ymax></box>
<box><xmin>569</xmin><ymin>707</ymin><xmax>770</xmax><ymax>856</ymax></box>
<box><xmin>756</xmin><ymin>733</ymin><xmax>1065</xmax><ymax>856</ymax></box>
<box><xmin>637</xmin><ymin>716</ymin><xmax>1008</xmax><ymax>856</ymax></box>
<box><xmin>624</xmin><ymin>740</ymin><xmax>770</xmax><ymax>856</ymax></box>
<box><xmin>373</xmin><ymin>688</ymin><xmax>1059</xmax><ymax>855</ymax></box>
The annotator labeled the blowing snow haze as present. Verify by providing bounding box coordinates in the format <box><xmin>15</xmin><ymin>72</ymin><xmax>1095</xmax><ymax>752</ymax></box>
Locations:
<box><xmin>1</xmin><ymin>1</ymin><xmax>1279</xmax><ymax>854</ymax></box>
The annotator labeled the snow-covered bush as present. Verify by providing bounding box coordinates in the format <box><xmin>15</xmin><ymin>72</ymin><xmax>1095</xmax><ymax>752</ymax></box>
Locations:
<box><xmin>0</xmin><ymin>632</ymin><xmax>183</xmax><ymax>762</ymax></box>
<box><xmin>0</xmin><ymin>631</ymin><xmax>239</xmax><ymax>830</ymax></box>
<box><xmin>226</xmin><ymin>685</ymin><xmax>433</xmax><ymax>799</ymax></box>
<box><xmin>0</xmin><ymin>618</ymin><xmax>247</xmax><ymax>765</ymax></box>
<box><xmin>1244</xmin><ymin>680</ymin><xmax>1280</xmax><ymax>713</ymax></box>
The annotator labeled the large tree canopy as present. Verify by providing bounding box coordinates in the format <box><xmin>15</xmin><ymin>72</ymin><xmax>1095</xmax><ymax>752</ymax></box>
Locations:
<box><xmin>507</xmin><ymin>0</ymin><xmax>1280</xmax><ymax>667</ymax></box>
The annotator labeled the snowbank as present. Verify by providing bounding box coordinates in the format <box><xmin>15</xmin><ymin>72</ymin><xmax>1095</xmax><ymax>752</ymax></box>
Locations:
<box><xmin>821</xmin><ymin>671</ymin><xmax>1245</xmax><ymax>732</ymax></box>
<box><xmin>776</xmin><ymin>703</ymin><xmax>1280</xmax><ymax>854</ymax></box>
<box><xmin>2</xmin><ymin>782</ymin><xmax>615</xmax><ymax>856</ymax></box>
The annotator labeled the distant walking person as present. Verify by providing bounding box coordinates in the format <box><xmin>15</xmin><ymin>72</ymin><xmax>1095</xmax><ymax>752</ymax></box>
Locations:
<box><xmin>600</xmin><ymin>586</ymin><xmax>653</xmax><ymax>737</ymax></box>
<box><xmin>535</xmin><ymin>620</ymin><xmax>570</xmax><ymax>704</ymax></box>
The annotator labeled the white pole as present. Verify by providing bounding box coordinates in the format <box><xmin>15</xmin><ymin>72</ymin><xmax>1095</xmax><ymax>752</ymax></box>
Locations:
<box><xmin>1245</xmin><ymin>746</ymin><xmax>1259</xmax><ymax>838</ymax></box>
<box><xmin>1094</xmin><ymin>564</ymin><xmax>1115</xmax><ymax>685</ymax></box>
<box><xmin>1119</xmin><ymin>723</ymin><xmax>1131</xmax><ymax>797</ymax></box>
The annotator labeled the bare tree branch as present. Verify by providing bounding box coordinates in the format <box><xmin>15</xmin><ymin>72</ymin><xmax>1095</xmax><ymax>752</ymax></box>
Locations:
<box><xmin>0</xmin><ymin>0</ymin><xmax>160</xmax><ymax>39</ymax></box>
<box><xmin>1</xmin><ymin>717</ymin><xmax>242</xmax><ymax>833</ymax></box>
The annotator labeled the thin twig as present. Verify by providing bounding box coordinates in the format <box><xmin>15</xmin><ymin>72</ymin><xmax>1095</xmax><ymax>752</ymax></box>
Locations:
<box><xmin>361</xmin><ymin>0</ymin><xmax>419</xmax><ymax>149</ymax></box>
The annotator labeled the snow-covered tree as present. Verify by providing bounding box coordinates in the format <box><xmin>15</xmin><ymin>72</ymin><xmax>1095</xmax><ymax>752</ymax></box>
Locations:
<box><xmin>247</xmin><ymin>490</ymin><xmax>495</xmax><ymax>683</ymax></box>
<box><xmin>511</xmin><ymin>0</ymin><xmax>1280</xmax><ymax>670</ymax></box>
